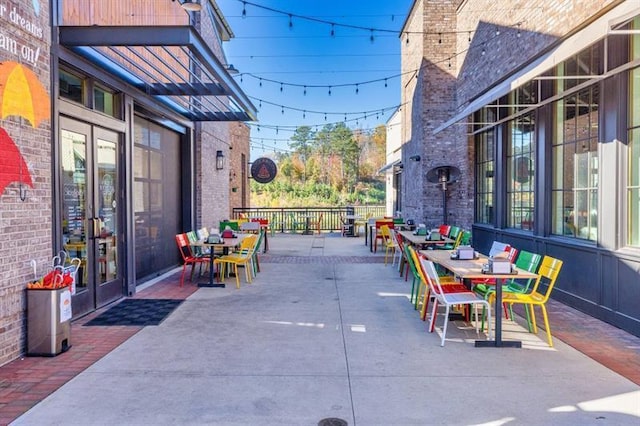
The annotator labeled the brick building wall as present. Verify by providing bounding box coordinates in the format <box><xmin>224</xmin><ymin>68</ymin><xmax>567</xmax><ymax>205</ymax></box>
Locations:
<box><xmin>228</xmin><ymin>122</ymin><xmax>249</xmax><ymax>216</ymax></box>
<box><xmin>0</xmin><ymin>0</ymin><xmax>51</xmax><ymax>366</ymax></box>
<box><xmin>194</xmin><ymin>3</ymin><xmax>234</xmax><ymax>229</ymax></box>
<box><xmin>400</xmin><ymin>0</ymin><xmax>622</xmax><ymax>230</ymax></box>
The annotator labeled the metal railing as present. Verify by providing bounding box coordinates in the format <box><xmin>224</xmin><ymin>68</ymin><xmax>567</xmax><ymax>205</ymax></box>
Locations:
<box><xmin>231</xmin><ymin>206</ymin><xmax>386</xmax><ymax>233</ymax></box>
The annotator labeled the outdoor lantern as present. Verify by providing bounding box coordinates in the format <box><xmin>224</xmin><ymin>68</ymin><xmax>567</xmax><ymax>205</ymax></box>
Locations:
<box><xmin>216</xmin><ymin>150</ymin><xmax>224</xmax><ymax>170</ymax></box>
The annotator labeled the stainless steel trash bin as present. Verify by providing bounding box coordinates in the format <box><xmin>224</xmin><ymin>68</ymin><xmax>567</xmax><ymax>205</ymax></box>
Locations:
<box><xmin>27</xmin><ymin>287</ymin><xmax>72</xmax><ymax>356</ymax></box>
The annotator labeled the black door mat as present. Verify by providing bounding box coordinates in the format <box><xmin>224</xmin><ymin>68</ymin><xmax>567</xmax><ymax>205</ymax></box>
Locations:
<box><xmin>84</xmin><ymin>298</ymin><xmax>183</xmax><ymax>327</ymax></box>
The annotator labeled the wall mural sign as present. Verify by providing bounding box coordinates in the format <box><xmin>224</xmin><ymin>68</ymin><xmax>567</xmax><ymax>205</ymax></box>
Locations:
<box><xmin>0</xmin><ymin>0</ymin><xmax>49</xmax><ymax>199</ymax></box>
<box><xmin>250</xmin><ymin>157</ymin><xmax>278</xmax><ymax>184</ymax></box>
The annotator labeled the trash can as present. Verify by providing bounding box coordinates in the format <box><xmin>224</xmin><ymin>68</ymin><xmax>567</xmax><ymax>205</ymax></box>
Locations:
<box><xmin>27</xmin><ymin>287</ymin><xmax>72</xmax><ymax>356</ymax></box>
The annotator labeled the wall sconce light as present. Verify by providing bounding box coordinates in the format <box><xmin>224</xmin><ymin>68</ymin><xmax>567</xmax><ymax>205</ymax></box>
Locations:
<box><xmin>216</xmin><ymin>150</ymin><xmax>224</xmax><ymax>170</ymax></box>
<box><xmin>409</xmin><ymin>155</ymin><xmax>421</xmax><ymax>162</ymax></box>
<box><xmin>172</xmin><ymin>0</ymin><xmax>202</xmax><ymax>12</ymax></box>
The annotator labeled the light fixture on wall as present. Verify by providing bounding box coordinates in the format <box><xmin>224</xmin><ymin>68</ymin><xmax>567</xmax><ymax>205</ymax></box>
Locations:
<box><xmin>225</xmin><ymin>64</ymin><xmax>240</xmax><ymax>75</ymax></box>
<box><xmin>216</xmin><ymin>150</ymin><xmax>225</xmax><ymax>170</ymax></box>
<box><xmin>173</xmin><ymin>0</ymin><xmax>202</xmax><ymax>12</ymax></box>
<box><xmin>409</xmin><ymin>155</ymin><xmax>421</xmax><ymax>162</ymax></box>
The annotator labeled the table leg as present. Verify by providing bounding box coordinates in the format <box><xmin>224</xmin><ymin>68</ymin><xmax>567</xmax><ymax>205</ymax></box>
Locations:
<box><xmin>302</xmin><ymin>217</ymin><xmax>313</xmax><ymax>235</ymax></box>
<box><xmin>475</xmin><ymin>278</ymin><xmax>521</xmax><ymax>348</ymax></box>
<box><xmin>263</xmin><ymin>230</ymin><xmax>268</xmax><ymax>253</ymax></box>
<box><xmin>198</xmin><ymin>248</ymin><xmax>225</xmax><ymax>288</ymax></box>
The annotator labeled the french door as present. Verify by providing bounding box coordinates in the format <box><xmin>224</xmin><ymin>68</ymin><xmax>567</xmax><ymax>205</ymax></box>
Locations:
<box><xmin>60</xmin><ymin>116</ymin><xmax>124</xmax><ymax>316</ymax></box>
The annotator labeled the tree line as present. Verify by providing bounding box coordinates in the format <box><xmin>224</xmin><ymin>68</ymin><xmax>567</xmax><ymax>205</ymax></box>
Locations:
<box><xmin>251</xmin><ymin>123</ymin><xmax>387</xmax><ymax>207</ymax></box>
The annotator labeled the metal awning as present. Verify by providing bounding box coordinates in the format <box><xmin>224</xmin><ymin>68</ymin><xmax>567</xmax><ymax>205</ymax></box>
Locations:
<box><xmin>378</xmin><ymin>159</ymin><xmax>402</xmax><ymax>174</ymax></box>
<box><xmin>59</xmin><ymin>25</ymin><xmax>257</xmax><ymax>122</ymax></box>
<box><xmin>433</xmin><ymin>1</ymin><xmax>640</xmax><ymax>134</ymax></box>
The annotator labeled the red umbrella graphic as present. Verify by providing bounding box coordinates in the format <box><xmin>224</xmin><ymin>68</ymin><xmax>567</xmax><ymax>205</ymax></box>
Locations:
<box><xmin>0</xmin><ymin>61</ymin><xmax>49</xmax><ymax>197</ymax></box>
<box><xmin>0</xmin><ymin>127</ymin><xmax>33</xmax><ymax>195</ymax></box>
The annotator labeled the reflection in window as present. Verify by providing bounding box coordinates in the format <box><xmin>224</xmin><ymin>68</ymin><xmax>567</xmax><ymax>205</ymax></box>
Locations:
<box><xmin>507</xmin><ymin>113</ymin><xmax>535</xmax><ymax>230</ymax></box>
<box><xmin>59</xmin><ymin>69</ymin><xmax>84</xmax><ymax>104</ymax></box>
<box><xmin>552</xmin><ymin>85</ymin><xmax>599</xmax><ymax>241</ymax></box>
<box><xmin>94</xmin><ymin>85</ymin><xmax>119</xmax><ymax>118</ymax></box>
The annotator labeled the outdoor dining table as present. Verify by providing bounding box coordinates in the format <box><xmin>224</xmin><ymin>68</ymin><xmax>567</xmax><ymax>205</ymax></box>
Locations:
<box><xmin>419</xmin><ymin>249</ymin><xmax>539</xmax><ymax>348</ymax></box>
<box><xmin>397</xmin><ymin>230</ymin><xmax>454</xmax><ymax>249</ymax></box>
<box><xmin>191</xmin><ymin>233</ymin><xmax>250</xmax><ymax>288</ymax></box>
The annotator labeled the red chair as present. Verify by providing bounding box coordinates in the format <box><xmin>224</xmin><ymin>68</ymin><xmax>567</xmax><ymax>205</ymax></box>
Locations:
<box><xmin>374</xmin><ymin>219</ymin><xmax>394</xmax><ymax>252</ymax></box>
<box><xmin>438</xmin><ymin>224</ymin><xmax>451</xmax><ymax>238</ymax></box>
<box><xmin>175</xmin><ymin>233</ymin><xmax>209</xmax><ymax>287</ymax></box>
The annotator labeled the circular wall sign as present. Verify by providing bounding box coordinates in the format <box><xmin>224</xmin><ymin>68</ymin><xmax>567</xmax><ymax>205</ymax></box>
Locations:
<box><xmin>250</xmin><ymin>157</ymin><xmax>278</xmax><ymax>184</ymax></box>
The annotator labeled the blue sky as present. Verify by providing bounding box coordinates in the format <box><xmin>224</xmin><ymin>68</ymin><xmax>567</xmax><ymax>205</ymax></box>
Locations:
<box><xmin>216</xmin><ymin>0</ymin><xmax>415</xmax><ymax>159</ymax></box>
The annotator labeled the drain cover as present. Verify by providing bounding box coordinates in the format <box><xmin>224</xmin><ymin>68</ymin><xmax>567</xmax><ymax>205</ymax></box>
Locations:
<box><xmin>318</xmin><ymin>418</ymin><xmax>348</xmax><ymax>426</ymax></box>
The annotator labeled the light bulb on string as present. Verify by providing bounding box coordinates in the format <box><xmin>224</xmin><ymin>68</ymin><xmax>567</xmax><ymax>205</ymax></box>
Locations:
<box><xmin>330</xmin><ymin>23</ymin><xmax>335</xmax><ymax>37</ymax></box>
<box><xmin>468</xmin><ymin>31</ymin><xmax>471</xmax><ymax>42</ymax></box>
<box><xmin>328</xmin><ymin>86</ymin><xmax>332</xmax><ymax>96</ymax></box>
<box><xmin>355</xmin><ymin>84</ymin><xmax>359</xmax><ymax>94</ymax></box>
<box><xmin>280</xmin><ymin>83</ymin><xmax>283</xmax><ymax>92</ymax></box>
<box><xmin>288</xmin><ymin>14</ymin><xmax>293</xmax><ymax>29</ymax></box>
<box><xmin>303</xmin><ymin>110</ymin><xmax>306</xmax><ymax>119</ymax></box>
<box><xmin>241</xmin><ymin>1</ymin><xmax>246</xmax><ymax>18</ymax></box>
<box><xmin>259</xmin><ymin>78</ymin><xmax>262</xmax><ymax>87</ymax></box>
<box><xmin>438</xmin><ymin>33</ymin><xmax>442</xmax><ymax>44</ymax></box>
<box><xmin>384</xmin><ymin>78</ymin><xmax>387</xmax><ymax>88</ymax></box>
<box><xmin>448</xmin><ymin>57</ymin><xmax>452</xmax><ymax>68</ymax></box>
<box><xmin>324</xmin><ymin>113</ymin><xmax>327</xmax><ymax>121</ymax></box>
<box><xmin>495</xmin><ymin>27</ymin><xmax>500</xmax><ymax>36</ymax></box>
<box><xmin>370</xmin><ymin>29</ymin><xmax>374</xmax><ymax>43</ymax></box>
<box><xmin>406</xmin><ymin>33</ymin><xmax>409</xmax><ymax>44</ymax></box>
<box><xmin>344</xmin><ymin>113</ymin><xmax>347</xmax><ymax>122</ymax></box>
<box><xmin>276</xmin><ymin>126</ymin><xmax>279</xmax><ymax>135</ymax></box>
<box><xmin>259</xmin><ymin>100</ymin><xmax>262</xmax><ymax>108</ymax></box>
<box><xmin>303</xmin><ymin>86</ymin><xmax>307</xmax><ymax>95</ymax></box>
<box><xmin>257</xmin><ymin>125</ymin><xmax>260</xmax><ymax>132</ymax></box>
<box><xmin>281</xmin><ymin>106</ymin><xmax>284</xmax><ymax>114</ymax></box>
<box><xmin>240</xmin><ymin>75</ymin><xmax>243</xmax><ymax>83</ymax></box>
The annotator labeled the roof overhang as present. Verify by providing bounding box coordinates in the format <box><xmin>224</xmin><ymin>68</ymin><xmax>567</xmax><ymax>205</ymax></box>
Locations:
<box><xmin>59</xmin><ymin>25</ymin><xmax>257</xmax><ymax>122</ymax></box>
<box><xmin>433</xmin><ymin>1</ymin><xmax>640</xmax><ymax>134</ymax></box>
<box><xmin>378</xmin><ymin>159</ymin><xmax>402</xmax><ymax>174</ymax></box>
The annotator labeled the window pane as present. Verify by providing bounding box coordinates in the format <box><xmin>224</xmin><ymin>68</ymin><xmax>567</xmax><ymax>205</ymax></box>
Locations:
<box><xmin>94</xmin><ymin>85</ymin><xmax>119</xmax><ymax>118</ymax></box>
<box><xmin>507</xmin><ymin>113</ymin><xmax>535</xmax><ymax>230</ymax></box>
<box><xmin>551</xmin><ymin>84</ymin><xmax>598</xmax><ymax>240</ymax></box>
<box><xmin>475</xmin><ymin>128</ymin><xmax>494</xmax><ymax>224</ymax></box>
<box><xmin>59</xmin><ymin>69</ymin><xmax>83</xmax><ymax>104</ymax></box>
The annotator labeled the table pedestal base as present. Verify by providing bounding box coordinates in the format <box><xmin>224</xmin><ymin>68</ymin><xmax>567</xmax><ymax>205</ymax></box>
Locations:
<box><xmin>474</xmin><ymin>340</ymin><xmax>522</xmax><ymax>348</ymax></box>
<box><xmin>198</xmin><ymin>282</ymin><xmax>225</xmax><ymax>288</ymax></box>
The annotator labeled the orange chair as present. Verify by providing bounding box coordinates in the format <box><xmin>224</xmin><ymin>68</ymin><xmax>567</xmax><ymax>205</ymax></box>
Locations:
<box><xmin>309</xmin><ymin>213</ymin><xmax>323</xmax><ymax>234</ymax></box>
<box><xmin>175</xmin><ymin>233</ymin><xmax>209</xmax><ymax>287</ymax></box>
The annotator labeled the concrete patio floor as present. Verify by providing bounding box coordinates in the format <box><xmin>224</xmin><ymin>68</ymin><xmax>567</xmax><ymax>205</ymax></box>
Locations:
<box><xmin>8</xmin><ymin>233</ymin><xmax>640</xmax><ymax>425</ymax></box>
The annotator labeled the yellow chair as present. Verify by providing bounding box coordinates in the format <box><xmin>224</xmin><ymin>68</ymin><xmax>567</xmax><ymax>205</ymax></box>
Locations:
<box><xmin>214</xmin><ymin>235</ymin><xmax>257</xmax><ymax>288</ymax></box>
<box><xmin>499</xmin><ymin>255</ymin><xmax>563</xmax><ymax>347</ymax></box>
<box><xmin>380</xmin><ymin>225</ymin><xmax>397</xmax><ymax>266</ymax></box>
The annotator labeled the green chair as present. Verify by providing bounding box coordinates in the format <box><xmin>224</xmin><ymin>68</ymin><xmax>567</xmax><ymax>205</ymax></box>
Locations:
<box><xmin>434</xmin><ymin>226</ymin><xmax>461</xmax><ymax>250</ymax></box>
<box><xmin>474</xmin><ymin>250</ymin><xmax>542</xmax><ymax>332</ymax></box>
<box><xmin>220</xmin><ymin>220</ymin><xmax>239</xmax><ymax>231</ymax></box>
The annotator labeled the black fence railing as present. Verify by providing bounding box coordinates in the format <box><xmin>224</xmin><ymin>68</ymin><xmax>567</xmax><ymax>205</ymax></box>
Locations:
<box><xmin>231</xmin><ymin>206</ymin><xmax>386</xmax><ymax>233</ymax></box>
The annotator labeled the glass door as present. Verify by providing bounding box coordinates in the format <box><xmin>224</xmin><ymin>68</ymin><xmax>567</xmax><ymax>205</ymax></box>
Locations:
<box><xmin>60</xmin><ymin>117</ymin><xmax>123</xmax><ymax>316</ymax></box>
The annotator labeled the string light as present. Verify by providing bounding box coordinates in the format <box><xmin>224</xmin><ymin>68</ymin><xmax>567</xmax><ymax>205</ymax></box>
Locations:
<box><xmin>330</xmin><ymin>23</ymin><xmax>335</xmax><ymax>37</ymax></box>
<box><xmin>241</xmin><ymin>1</ymin><xmax>246</xmax><ymax>18</ymax></box>
<box><xmin>288</xmin><ymin>14</ymin><xmax>293</xmax><ymax>29</ymax></box>
<box><xmin>370</xmin><ymin>29</ymin><xmax>375</xmax><ymax>43</ymax></box>
<box><xmin>438</xmin><ymin>33</ymin><xmax>442</xmax><ymax>44</ymax></box>
<box><xmin>355</xmin><ymin>84</ymin><xmax>359</xmax><ymax>94</ymax></box>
